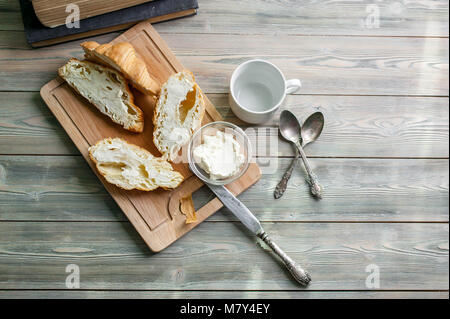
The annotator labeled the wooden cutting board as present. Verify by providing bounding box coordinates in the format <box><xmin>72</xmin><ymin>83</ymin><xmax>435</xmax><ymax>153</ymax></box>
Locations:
<box><xmin>40</xmin><ymin>22</ymin><xmax>262</xmax><ymax>252</ymax></box>
<box><xmin>32</xmin><ymin>0</ymin><xmax>153</xmax><ymax>27</ymax></box>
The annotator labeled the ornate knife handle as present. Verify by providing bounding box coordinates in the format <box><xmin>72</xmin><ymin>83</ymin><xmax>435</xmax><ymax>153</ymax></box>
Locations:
<box><xmin>258</xmin><ymin>231</ymin><xmax>311</xmax><ymax>286</ymax></box>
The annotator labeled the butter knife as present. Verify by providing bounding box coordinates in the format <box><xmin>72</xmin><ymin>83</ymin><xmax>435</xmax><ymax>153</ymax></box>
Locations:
<box><xmin>207</xmin><ymin>183</ymin><xmax>311</xmax><ymax>286</ymax></box>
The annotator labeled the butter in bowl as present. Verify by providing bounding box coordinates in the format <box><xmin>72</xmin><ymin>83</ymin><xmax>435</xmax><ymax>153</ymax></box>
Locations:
<box><xmin>188</xmin><ymin>121</ymin><xmax>251</xmax><ymax>185</ymax></box>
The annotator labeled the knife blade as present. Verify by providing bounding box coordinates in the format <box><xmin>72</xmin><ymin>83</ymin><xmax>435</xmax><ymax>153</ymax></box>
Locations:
<box><xmin>207</xmin><ymin>183</ymin><xmax>263</xmax><ymax>235</ymax></box>
<box><xmin>206</xmin><ymin>183</ymin><xmax>311</xmax><ymax>286</ymax></box>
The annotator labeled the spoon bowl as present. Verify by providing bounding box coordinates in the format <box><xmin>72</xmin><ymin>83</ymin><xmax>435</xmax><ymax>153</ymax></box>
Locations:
<box><xmin>301</xmin><ymin>112</ymin><xmax>324</xmax><ymax>146</ymax></box>
<box><xmin>279</xmin><ymin>110</ymin><xmax>302</xmax><ymax>144</ymax></box>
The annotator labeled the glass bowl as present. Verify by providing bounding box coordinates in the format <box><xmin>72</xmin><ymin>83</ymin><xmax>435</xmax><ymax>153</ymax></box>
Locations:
<box><xmin>188</xmin><ymin>121</ymin><xmax>252</xmax><ymax>185</ymax></box>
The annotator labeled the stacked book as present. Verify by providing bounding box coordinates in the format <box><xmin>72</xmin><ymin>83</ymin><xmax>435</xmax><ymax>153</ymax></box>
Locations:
<box><xmin>20</xmin><ymin>0</ymin><xmax>198</xmax><ymax>47</ymax></box>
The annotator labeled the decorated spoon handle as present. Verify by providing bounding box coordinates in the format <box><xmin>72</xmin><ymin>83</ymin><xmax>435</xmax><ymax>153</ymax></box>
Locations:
<box><xmin>296</xmin><ymin>142</ymin><xmax>323</xmax><ymax>199</ymax></box>
<box><xmin>274</xmin><ymin>147</ymin><xmax>299</xmax><ymax>199</ymax></box>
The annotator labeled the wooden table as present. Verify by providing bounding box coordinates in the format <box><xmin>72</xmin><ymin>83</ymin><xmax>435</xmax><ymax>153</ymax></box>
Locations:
<box><xmin>0</xmin><ymin>0</ymin><xmax>448</xmax><ymax>299</ymax></box>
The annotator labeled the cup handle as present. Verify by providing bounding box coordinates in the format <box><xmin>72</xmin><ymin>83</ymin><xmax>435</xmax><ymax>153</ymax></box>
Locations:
<box><xmin>285</xmin><ymin>79</ymin><xmax>302</xmax><ymax>94</ymax></box>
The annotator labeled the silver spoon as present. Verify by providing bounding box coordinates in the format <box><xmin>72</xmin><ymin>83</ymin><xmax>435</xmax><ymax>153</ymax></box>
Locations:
<box><xmin>275</xmin><ymin>110</ymin><xmax>324</xmax><ymax>199</ymax></box>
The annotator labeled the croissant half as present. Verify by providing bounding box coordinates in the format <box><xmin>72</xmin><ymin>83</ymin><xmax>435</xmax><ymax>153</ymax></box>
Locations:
<box><xmin>81</xmin><ymin>41</ymin><xmax>160</xmax><ymax>97</ymax></box>
<box><xmin>89</xmin><ymin>138</ymin><xmax>184</xmax><ymax>191</ymax></box>
<box><xmin>58</xmin><ymin>58</ymin><xmax>144</xmax><ymax>132</ymax></box>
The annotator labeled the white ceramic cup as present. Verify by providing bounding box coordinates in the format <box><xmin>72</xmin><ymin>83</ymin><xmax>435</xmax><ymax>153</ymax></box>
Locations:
<box><xmin>229</xmin><ymin>59</ymin><xmax>301</xmax><ymax>124</ymax></box>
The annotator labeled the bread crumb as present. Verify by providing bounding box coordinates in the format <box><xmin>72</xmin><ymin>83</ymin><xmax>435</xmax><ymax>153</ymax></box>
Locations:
<box><xmin>180</xmin><ymin>194</ymin><xmax>197</xmax><ymax>224</ymax></box>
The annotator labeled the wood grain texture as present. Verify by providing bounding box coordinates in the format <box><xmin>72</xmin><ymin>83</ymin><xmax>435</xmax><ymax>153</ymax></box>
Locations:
<box><xmin>0</xmin><ymin>32</ymin><xmax>448</xmax><ymax>96</ymax></box>
<box><xmin>0</xmin><ymin>221</ymin><xmax>447</xmax><ymax>290</ymax></box>
<box><xmin>0</xmin><ymin>0</ymin><xmax>23</xmax><ymax>31</ymax></box>
<box><xmin>32</xmin><ymin>0</ymin><xmax>153</xmax><ymax>27</ymax></box>
<box><xmin>1</xmin><ymin>156</ymin><xmax>448</xmax><ymax>222</ymax></box>
<box><xmin>154</xmin><ymin>0</ymin><xmax>450</xmax><ymax>37</ymax></box>
<box><xmin>1</xmin><ymin>290</ymin><xmax>448</xmax><ymax>299</ymax></box>
<box><xmin>0</xmin><ymin>93</ymin><xmax>448</xmax><ymax>157</ymax></box>
<box><xmin>167</xmin><ymin>34</ymin><xmax>450</xmax><ymax>96</ymax></box>
<box><xmin>2</xmin><ymin>0</ymin><xmax>448</xmax><ymax>36</ymax></box>
<box><xmin>0</xmin><ymin>92</ymin><xmax>77</xmax><ymax>155</ymax></box>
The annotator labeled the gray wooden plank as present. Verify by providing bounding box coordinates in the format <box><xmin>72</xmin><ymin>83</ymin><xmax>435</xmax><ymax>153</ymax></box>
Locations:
<box><xmin>0</xmin><ymin>0</ymin><xmax>23</xmax><ymax>31</ymax></box>
<box><xmin>0</xmin><ymin>221</ymin><xmax>447</xmax><ymax>290</ymax></box>
<box><xmin>1</xmin><ymin>92</ymin><xmax>448</xmax><ymax>158</ymax></box>
<box><xmin>221</xmin><ymin>94</ymin><xmax>449</xmax><ymax>159</ymax></box>
<box><xmin>0</xmin><ymin>156</ymin><xmax>448</xmax><ymax>222</ymax></box>
<box><xmin>156</xmin><ymin>0</ymin><xmax>450</xmax><ymax>37</ymax></box>
<box><xmin>1</xmin><ymin>0</ymin><xmax>448</xmax><ymax>37</ymax></box>
<box><xmin>0</xmin><ymin>32</ymin><xmax>447</xmax><ymax>96</ymax></box>
<box><xmin>169</xmin><ymin>34</ymin><xmax>449</xmax><ymax>96</ymax></box>
<box><xmin>0</xmin><ymin>92</ymin><xmax>77</xmax><ymax>155</ymax></box>
<box><xmin>0</xmin><ymin>290</ymin><xmax>448</xmax><ymax>299</ymax></box>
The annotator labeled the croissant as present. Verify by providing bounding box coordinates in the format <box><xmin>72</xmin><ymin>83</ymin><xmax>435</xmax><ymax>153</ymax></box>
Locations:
<box><xmin>58</xmin><ymin>58</ymin><xmax>144</xmax><ymax>133</ymax></box>
<box><xmin>153</xmin><ymin>71</ymin><xmax>205</xmax><ymax>161</ymax></box>
<box><xmin>81</xmin><ymin>41</ymin><xmax>160</xmax><ymax>97</ymax></box>
<box><xmin>89</xmin><ymin>138</ymin><xmax>183</xmax><ymax>191</ymax></box>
